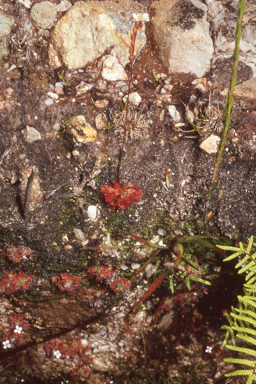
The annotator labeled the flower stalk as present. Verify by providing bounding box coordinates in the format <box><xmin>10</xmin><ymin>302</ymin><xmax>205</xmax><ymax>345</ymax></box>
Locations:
<box><xmin>211</xmin><ymin>0</ymin><xmax>246</xmax><ymax>184</ymax></box>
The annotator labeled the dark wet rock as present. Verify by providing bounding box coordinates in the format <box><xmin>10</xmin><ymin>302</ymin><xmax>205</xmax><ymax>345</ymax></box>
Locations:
<box><xmin>212</xmin><ymin>57</ymin><xmax>253</xmax><ymax>87</ymax></box>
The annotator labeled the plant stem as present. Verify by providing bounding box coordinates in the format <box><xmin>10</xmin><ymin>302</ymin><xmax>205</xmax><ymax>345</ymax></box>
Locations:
<box><xmin>205</xmin><ymin>0</ymin><xmax>246</xmax><ymax>238</ymax></box>
<box><xmin>211</xmin><ymin>0</ymin><xmax>246</xmax><ymax>184</ymax></box>
<box><xmin>117</xmin><ymin>21</ymin><xmax>142</xmax><ymax>182</ymax></box>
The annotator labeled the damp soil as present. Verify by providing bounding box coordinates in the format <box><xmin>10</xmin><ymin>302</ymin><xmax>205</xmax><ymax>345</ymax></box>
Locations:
<box><xmin>0</xmin><ymin>0</ymin><xmax>256</xmax><ymax>383</ymax></box>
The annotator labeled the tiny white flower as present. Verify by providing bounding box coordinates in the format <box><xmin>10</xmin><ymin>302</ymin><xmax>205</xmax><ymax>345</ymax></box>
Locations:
<box><xmin>53</xmin><ymin>350</ymin><xmax>61</xmax><ymax>358</ymax></box>
<box><xmin>205</xmin><ymin>346</ymin><xmax>212</xmax><ymax>353</ymax></box>
<box><xmin>132</xmin><ymin>13</ymin><xmax>150</xmax><ymax>22</ymax></box>
<box><xmin>14</xmin><ymin>325</ymin><xmax>22</xmax><ymax>334</ymax></box>
<box><xmin>3</xmin><ymin>340</ymin><xmax>11</xmax><ymax>349</ymax></box>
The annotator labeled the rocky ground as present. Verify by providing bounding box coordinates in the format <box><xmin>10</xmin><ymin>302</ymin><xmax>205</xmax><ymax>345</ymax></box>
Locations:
<box><xmin>0</xmin><ymin>0</ymin><xmax>256</xmax><ymax>382</ymax></box>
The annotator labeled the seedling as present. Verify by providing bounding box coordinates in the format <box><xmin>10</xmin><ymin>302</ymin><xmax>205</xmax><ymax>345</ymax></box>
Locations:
<box><xmin>61</xmin><ymin>117</ymin><xmax>70</xmax><ymax>132</ymax></box>
<box><xmin>151</xmin><ymin>67</ymin><xmax>159</xmax><ymax>82</ymax></box>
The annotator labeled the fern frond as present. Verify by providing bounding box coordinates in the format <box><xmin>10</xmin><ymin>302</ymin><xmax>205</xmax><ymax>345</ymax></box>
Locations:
<box><xmin>232</xmin><ymin>326</ymin><xmax>256</xmax><ymax>338</ymax></box>
<box><xmin>217</xmin><ymin>245</ymin><xmax>241</xmax><ymax>251</ymax></box>
<box><xmin>236</xmin><ymin>257</ymin><xmax>253</xmax><ymax>270</ymax></box>
<box><xmin>223</xmin><ymin>250</ymin><xmax>244</xmax><ymax>261</ymax></box>
<box><xmin>247</xmin><ymin>236</ymin><xmax>254</xmax><ymax>254</ymax></box>
<box><xmin>231</xmin><ymin>312</ymin><xmax>256</xmax><ymax>328</ymax></box>
<box><xmin>221</xmin><ymin>325</ymin><xmax>236</xmax><ymax>348</ymax></box>
<box><xmin>236</xmin><ymin>255</ymin><xmax>251</xmax><ymax>268</ymax></box>
<box><xmin>237</xmin><ymin>334</ymin><xmax>256</xmax><ymax>346</ymax></box>
<box><xmin>224</xmin><ymin>358</ymin><xmax>256</xmax><ymax>368</ymax></box>
<box><xmin>245</xmin><ymin>286</ymin><xmax>256</xmax><ymax>293</ymax></box>
<box><xmin>246</xmin><ymin>275</ymin><xmax>256</xmax><ymax>284</ymax></box>
<box><xmin>239</xmin><ymin>261</ymin><xmax>256</xmax><ymax>275</ymax></box>
<box><xmin>186</xmin><ymin>275</ymin><xmax>211</xmax><ymax>285</ymax></box>
<box><xmin>238</xmin><ymin>296</ymin><xmax>256</xmax><ymax>309</ymax></box>
<box><xmin>224</xmin><ymin>369</ymin><xmax>256</xmax><ymax>384</ymax></box>
<box><xmin>225</xmin><ymin>345</ymin><xmax>256</xmax><ymax>358</ymax></box>
<box><xmin>235</xmin><ymin>309</ymin><xmax>256</xmax><ymax>321</ymax></box>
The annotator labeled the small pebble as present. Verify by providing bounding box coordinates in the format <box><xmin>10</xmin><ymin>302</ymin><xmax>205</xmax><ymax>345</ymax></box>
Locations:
<box><xmin>88</xmin><ymin>205</ymin><xmax>97</xmax><ymax>221</ymax></box>
<box><xmin>47</xmin><ymin>91</ymin><xmax>58</xmax><ymax>99</ymax></box>
<box><xmin>45</xmin><ymin>98</ymin><xmax>54</xmax><ymax>105</ymax></box>
<box><xmin>131</xmin><ymin>263</ymin><xmax>140</xmax><ymax>270</ymax></box>
<box><xmin>23</xmin><ymin>126</ymin><xmax>41</xmax><ymax>143</ymax></box>
<box><xmin>73</xmin><ymin>228</ymin><xmax>85</xmax><ymax>241</ymax></box>
<box><xmin>123</xmin><ymin>92</ymin><xmax>142</xmax><ymax>106</ymax></box>
<box><xmin>95</xmin><ymin>99</ymin><xmax>109</xmax><ymax>109</ymax></box>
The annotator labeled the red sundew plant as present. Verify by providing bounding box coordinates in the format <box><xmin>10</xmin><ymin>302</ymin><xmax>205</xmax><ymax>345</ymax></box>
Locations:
<box><xmin>161</xmin><ymin>291</ymin><xmax>199</xmax><ymax>311</ymax></box>
<box><xmin>100</xmin><ymin>21</ymin><xmax>143</xmax><ymax>210</ymax></box>
<box><xmin>110</xmin><ymin>278</ymin><xmax>131</xmax><ymax>294</ymax></box>
<box><xmin>100</xmin><ymin>181</ymin><xmax>142</xmax><ymax>210</ymax></box>
<box><xmin>3</xmin><ymin>329</ymin><xmax>26</xmax><ymax>347</ymax></box>
<box><xmin>80</xmin><ymin>287</ymin><xmax>105</xmax><ymax>303</ymax></box>
<box><xmin>0</xmin><ymin>271</ymin><xmax>33</xmax><ymax>295</ymax></box>
<box><xmin>6</xmin><ymin>246</ymin><xmax>33</xmax><ymax>263</ymax></box>
<box><xmin>124</xmin><ymin>349</ymin><xmax>142</xmax><ymax>364</ymax></box>
<box><xmin>52</xmin><ymin>273</ymin><xmax>80</xmax><ymax>291</ymax></box>
<box><xmin>121</xmin><ymin>330</ymin><xmax>136</xmax><ymax>340</ymax></box>
<box><xmin>71</xmin><ymin>363</ymin><xmax>92</xmax><ymax>379</ymax></box>
<box><xmin>8</xmin><ymin>314</ymin><xmax>29</xmax><ymax>330</ymax></box>
<box><xmin>87</xmin><ymin>265</ymin><xmax>117</xmax><ymax>281</ymax></box>
<box><xmin>45</xmin><ymin>336</ymin><xmax>93</xmax><ymax>378</ymax></box>
<box><xmin>1</xmin><ymin>315</ymin><xmax>30</xmax><ymax>348</ymax></box>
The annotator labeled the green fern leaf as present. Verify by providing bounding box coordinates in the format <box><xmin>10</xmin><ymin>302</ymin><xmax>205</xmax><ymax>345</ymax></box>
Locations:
<box><xmin>237</xmin><ymin>334</ymin><xmax>256</xmax><ymax>346</ymax></box>
<box><xmin>186</xmin><ymin>275</ymin><xmax>211</xmax><ymax>285</ymax></box>
<box><xmin>224</xmin><ymin>358</ymin><xmax>256</xmax><ymax>368</ymax></box>
<box><xmin>238</xmin><ymin>296</ymin><xmax>256</xmax><ymax>309</ymax></box>
<box><xmin>225</xmin><ymin>370</ymin><xmax>256</xmax><ymax>384</ymax></box>
<box><xmin>231</xmin><ymin>312</ymin><xmax>256</xmax><ymax>328</ymax></box>
<box><xmin>224</xmin><ymin>311</ymin><xmax>235</xmax><ymax>325</ymax></box>
<box><xmin>224</xmin><ymin>368</ymin><xmax>255</xmax><ymax>377</ymax></box>
<box><xmin>247</xmin><ymin>376</ymin><xmax>255</xmax><ymax>384</ymax></box>
<box><xmin>247</xmin><ymin>236</ymin><xmax>254</xmax><ymax>254</ymax></box>
<box><xmin>217</xmin><ymin>245</ymin><xmax>241</xmax><ymax>251</ymax></box>
<box><xmin>223</xmin><ymin>250</ymin><xmax>244</xmax><ymax>262</ymax></box>
<box><xmin>235</xmin><ymin>309</ymin><xmax>256</xmax><ymax>321</ymax></box>
<box><xmin>235</xmin><ymin>256</ymin><xmax>251</xmax><ymax>269</ymax></box>
<box><xmin>221</xmin><ymin>323</ymin><xmax>236</xmax><ymax>347</ymax></box>
<box><xmin>225</xmin><ymin>345</ymin><xmax>256</xmax><ymax>358</ymax></box>
<box><xmin>246</xmin><ymin>274</ymin><xmax>256</xmax><ymax>284</ymax></box>
<box><xmin>233</xmin><ymin>326</ymin><xmax>256</xmax><ymax>337</ymax></box>
<box><xmin>239</xmin><ymin>261</ymin><xmax>256</xmax><ymax>274</ymax></box>
<box><xmin>245</xmin><ymin>286</ymin><xmax>256</xmax><ymax>293</ymax></box>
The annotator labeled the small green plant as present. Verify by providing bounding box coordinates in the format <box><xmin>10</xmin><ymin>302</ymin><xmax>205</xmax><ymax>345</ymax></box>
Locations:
<box><xmin>126</xmin><ymin>233</ymin><xmax>224</xmax><ymax>309</ymax></box>
<box><xmin>217</xmin><ymin>236</ymin><xmax>256</xmax><ymax>383</ymax></box>
<box><xmin>58</xmin><ymin>73</ymin><xmax>70</xmax><ymax>86</ymax></box>
<box><xmin>151</xmin><ymin>68</ymin><xmax>159</xmax><ymax>82</ymax></box>
<box><xmin>60</xmin><ymin>117</ymin><xmax>70</xmax><ymax>132</ymax></box>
